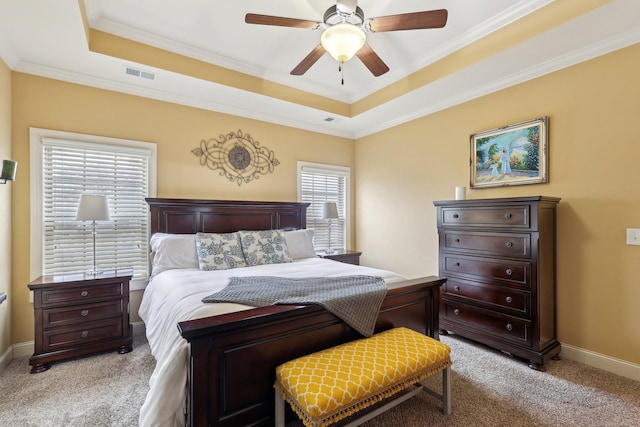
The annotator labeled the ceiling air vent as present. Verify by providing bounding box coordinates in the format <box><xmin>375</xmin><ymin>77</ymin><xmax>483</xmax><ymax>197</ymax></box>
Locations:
<box><xmin>124</xmin><ymin>66</ymin><xmax>156</xmax><ymax>81</ymax></box>
<box><xmin>324</xmin><ymin>117</ymin><xmax>336</xmax><ymax>122</ymax></box>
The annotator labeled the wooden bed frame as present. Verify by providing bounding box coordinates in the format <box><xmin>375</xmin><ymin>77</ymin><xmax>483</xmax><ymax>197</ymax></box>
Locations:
<box><xmin>146</xmin><ymin>198</ymin><xmax>445</xmax><ymax>427</ymax></box>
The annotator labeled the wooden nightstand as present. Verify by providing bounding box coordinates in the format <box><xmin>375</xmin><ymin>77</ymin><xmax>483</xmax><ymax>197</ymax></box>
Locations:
<box><xmin>28</xmin><ymin>269</ymin><xmax>133</xmax><ymax>373</ymax></box>
<box><xmin>317</xmin><ymin>249</ymin><xmax>362</xmax><ymax>265</ymax></box>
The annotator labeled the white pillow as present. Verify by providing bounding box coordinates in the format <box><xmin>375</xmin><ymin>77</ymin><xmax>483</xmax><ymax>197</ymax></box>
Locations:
<box><xmin>150</xmin><ymin>233</ymin><xmax>199</xmax><ymax>277</ymax></box>
<box><xmin>284</xmin><ymin>229</ymin><xmax>316</xmax><ymax>260</ymax></box>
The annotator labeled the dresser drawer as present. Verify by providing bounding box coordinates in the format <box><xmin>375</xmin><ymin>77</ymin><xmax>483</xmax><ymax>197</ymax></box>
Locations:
<box><xmin>42</xmin><ymin>300</ymin><xmax>123</xmax><ymax>329</ymax></box>
<box><xmin>42</xmin><ymin>319</ymin><xmax>124</xmax><ymax>352</ymax></box>
<box><xmin>442</xmin><ymin>254</ymin><xmax>531</xmax><ymax>288</ymax></box>
<box><xmin>41</xmin><ymin>282</ymin><xmax>124</xmax><ymax>307</ymax></box>
<box><xmin>443</xmin><ymin>279</ymin><xmax>530</xmax><ymax>316</ymax></box>
<box><xmin>440</xmin><ymin>205</ymin><xmax>530</xmax><ymax>229</ymax></box>
<box><xmin>441</xmin><ymin>231</ymin><xmax>530</xmax><ymax>258</ymax></box>
<box><xmin>442</xmin><ymin>302</ymin><xmax>532</xmax><ymax>346</ymax></box>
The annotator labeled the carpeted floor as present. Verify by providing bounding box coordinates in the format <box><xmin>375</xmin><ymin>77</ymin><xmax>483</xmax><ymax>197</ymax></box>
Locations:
<box><xmin>1</xmin><ymin>334</ymin><xmax>639</xmax><ymax>426</ymax></box>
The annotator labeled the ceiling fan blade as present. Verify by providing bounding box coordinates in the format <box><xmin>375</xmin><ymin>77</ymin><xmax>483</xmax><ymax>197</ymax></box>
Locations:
<box><xmin>291</xmin><ymin>45</ymin><xmax>326</xmax><ymax>75</ymax></box>
<box><xmin>356</xmin><ymin>43</ymin><xmax>389</xmax><ymax>77</ymax></box>
<box><xmin>245</xmin><ymin>13</ymin><xmax>321</xmax><ymax>30</ymax></box>
<box><xmin>368</xmin><ymin>9</ymin><xmax>448</xmax><ymax>32</ymax></box>
<box><xmin>336</xmin><ymin>0</ymin><xmax>358</xmax><ymax>15</ymax></box>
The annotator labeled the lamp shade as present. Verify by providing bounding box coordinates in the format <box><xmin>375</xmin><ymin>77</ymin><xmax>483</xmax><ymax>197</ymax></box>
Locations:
<box><xmin>1</xmin><ymin>160</ymin><xmax>17</xmax><ymax>182</ymax></box>
<box><xmin>321</xmin><ymin>202</ymin><xmax>339</xmax><ymax>219</ymax></box>
<box><xmin>76</xmin><ymin>194</ymin><xmax>111</xmax><ymax>221</ymax></box>
<box><xmin>321</xmin><ymin>23</ymin><xmax>366</xmax><ymax>63</ymax></box>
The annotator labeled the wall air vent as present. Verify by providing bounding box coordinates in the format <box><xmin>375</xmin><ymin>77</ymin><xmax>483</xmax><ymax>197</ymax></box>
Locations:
<box><xmin>124</xmin><ymin>66</ymin><xmax>156</xmax><ymax>81</ymax></box>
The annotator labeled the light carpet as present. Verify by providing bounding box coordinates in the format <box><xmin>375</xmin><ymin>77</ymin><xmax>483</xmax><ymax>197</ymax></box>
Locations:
<box><xmin>1</xmin><ymin>335</ymin><xmax>639</xmax><ymax>426</ymax></box>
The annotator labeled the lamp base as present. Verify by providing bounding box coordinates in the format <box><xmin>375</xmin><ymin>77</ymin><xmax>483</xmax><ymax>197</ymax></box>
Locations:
<box><xmin>85</xmin><ymin>267</ymin><xmax>104</xmax><ymax>276</ymax></box>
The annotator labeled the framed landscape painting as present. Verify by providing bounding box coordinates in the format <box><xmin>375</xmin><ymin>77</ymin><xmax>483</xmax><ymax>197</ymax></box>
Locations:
<box><xmin>470</xmin><ymin>117</ymin><xmax>548</xmax><ymax>188</ymax></box>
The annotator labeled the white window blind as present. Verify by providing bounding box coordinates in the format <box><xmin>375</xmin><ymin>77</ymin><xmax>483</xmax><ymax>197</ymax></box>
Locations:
<box><xmin>40</xmin><ymin>138</ymin><xmax>152</xmax><ymax>283</ymax></box>
<box><xmin>298</xmin><ymin>162</ymin><xmax>350</xmax><ymax>252</ymax></box>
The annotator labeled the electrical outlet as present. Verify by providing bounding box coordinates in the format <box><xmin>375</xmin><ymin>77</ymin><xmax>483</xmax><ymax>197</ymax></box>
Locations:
<box><xmin>626</xmin><ymin>229</ymin><xmax>640</xmax><ymax>245</ymax></box>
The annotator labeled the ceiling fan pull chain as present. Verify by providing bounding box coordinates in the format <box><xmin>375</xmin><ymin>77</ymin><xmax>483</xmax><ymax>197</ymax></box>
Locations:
<box><xmin>339</xmin><ymin>62</ymin><xmax>344</xmax><ymax>85</ymax></box>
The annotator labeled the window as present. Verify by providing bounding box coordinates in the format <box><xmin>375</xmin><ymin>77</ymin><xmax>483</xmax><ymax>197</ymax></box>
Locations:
<box><xmin>297</xmin><ymin>162</ymin><xmax>350</xmax><ymax>252</ymax></box>
<box><xmin>30</xmin><ymin>128</ymin><xmax>156</xmax><ymax>290</ymax></box>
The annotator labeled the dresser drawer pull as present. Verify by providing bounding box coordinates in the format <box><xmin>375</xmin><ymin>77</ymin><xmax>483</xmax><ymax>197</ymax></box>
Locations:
<box><xmin>454</xmin><ymin>262</ymin><xmax>460</xmax><ymax>267</ymax></box>
<box><xmin>80</xmin><ymin>290</ymin><xmax>89</xmax><ymax>297</ymax></box>
<box><xmin>81</xmin><ymin>309</ymin><xmax>89</xmax><ymax>317</ymax></box>
<box><xmin>504</xmin><ymin>213</ymin><xmax>512</xmax><ymax>219</ymax></box>
<box><xmin>81</xmin><ymin>330</ymin><xmax>89</xmax><ymax>338</ymax></box>
<box><xmin>506</xmin><ymin>323</ymin><xmax>513</xmax><ymax>331</ymax></box>
<box><xmin>454</xmin><ymin>238</ymin><xmax>460</xmax><ymax>243</ymax></box>
<box><xmin>454</xmin><ymin>285</ymin><xmax>460</xmax><ymax>291</ymax></box>
<box><xmin>505</xmin><ymin>241</ymin><xmax>514</xmax><ymax>247</ymax></box>
<box><xmin>453</xmin><ymin>309</ymin><xmax>460</xmax><ymax>316</ymax></box>
<box><xmin>505</xmin><ymin>268</ymin><xmax>513</xmax><ymax>275</ymax></box>
<box><xmin>452</xmin><ymin>214</ymin><xmax>459</xmax><ymax>219</ymax></box>
<box><xmin>505</xmin><ymin>296</ymin><xmax>513</xmax><ymax>303</ymax></box>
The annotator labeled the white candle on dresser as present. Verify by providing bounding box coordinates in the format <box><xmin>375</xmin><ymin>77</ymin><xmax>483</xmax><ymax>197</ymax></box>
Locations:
<box><xmin>455</xmin><ymin>186</ymin><xmax>466</xmax><ymax>200</ymax></box>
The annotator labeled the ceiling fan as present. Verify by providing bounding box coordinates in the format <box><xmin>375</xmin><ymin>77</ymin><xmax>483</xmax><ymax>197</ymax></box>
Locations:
<box><xmin>245</xmin><ymin>0</ymin><xmax>448</xmax><ymax>80</ymax></box>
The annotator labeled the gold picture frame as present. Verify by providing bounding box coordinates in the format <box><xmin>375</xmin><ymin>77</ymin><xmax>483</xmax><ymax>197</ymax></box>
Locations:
<box><xmin>470</xmin><ymin>117</ymin><xmax>548</xmax><ymax>188</ymax></box>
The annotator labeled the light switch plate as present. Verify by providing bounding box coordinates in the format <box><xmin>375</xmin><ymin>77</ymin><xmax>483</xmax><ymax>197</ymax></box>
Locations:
<box><xmin>626</xmin><ymin>228</ymin><xmax>640</xmax><ymax>245</ymax></box>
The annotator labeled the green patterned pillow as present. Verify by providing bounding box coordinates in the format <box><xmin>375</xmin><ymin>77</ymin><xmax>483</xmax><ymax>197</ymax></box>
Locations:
<box><xmin>196</xmin><ymin>232</ymin><xmax>247</xmax><ymax>270</ymax></box>
<box><xmin>239</xmin><ymin>230</ymin><xmax>293</xmax><ymax>266</ymax></box>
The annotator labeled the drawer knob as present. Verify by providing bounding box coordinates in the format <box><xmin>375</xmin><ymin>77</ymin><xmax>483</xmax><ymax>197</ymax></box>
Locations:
<box><xmin>452</xmin><ymin>214</ymin><xmax>459</xmax><ymax>219</ymax></box>
<box><xmin>454</xmin><ymin>262</ymin><xmax>460</xmax><ymax>267</ymax></box>
<box><xmin>505</xmin><ymin>241</ymin><xmax>514</xmax><ymax>247</ymax></box>
<box><xmin>81</xmin><ymin>330</ymin><xmax>89</xmax><ymax>338</ymax></box>
<box><xmin>453</xmin><ymin>309</ymin><xmax>460</xmax><ymax>316</ymax></box>
<box><xmin>454</xmin><ymin>238</ymin><xmax>460</xmax><ymax>243</ymax></box>
<box><xmin>504</xmin><ymin>213</ymin><xmax>512</xmax><ymax>219</ymax></box>
<box><xmin>80</xmin><ymin>290</ymin><xmax>89</xmax><ymax>297</ymax></box>
<box><xmin>506</xmin><ymin>323</ymin><xmax>513</xmax><ymax>331</ymax></box>
<box><xmin>81</xmin><ymin>309</ymin><xmax>89</xmax><ymax>317</ymax></box>
<box><xmin>505</xmin><ymin>296</ymin><xmax>513</xmax><ymax>303</ymax></box>
<box><xmin>454</xmin><ymin>285</ymin><xmax>460</xmax><ymax>291</ymax></box>
<box><xmin>505</xmin><ymin>268</ymin><xmax>513</xmax><ymax>275</ymax></box>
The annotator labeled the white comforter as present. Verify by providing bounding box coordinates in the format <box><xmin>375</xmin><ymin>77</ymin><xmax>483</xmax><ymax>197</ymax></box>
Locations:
<box><xmin>138</xmin><ymin>257</ymin><xmax>407</xmax><ymax>427</ymax></box>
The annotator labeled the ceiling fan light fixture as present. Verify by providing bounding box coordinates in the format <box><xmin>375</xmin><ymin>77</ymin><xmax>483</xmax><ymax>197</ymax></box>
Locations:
<box><xmin>321</xmin><ymin>23</ymin><xmax>365</xmax><ymax>63</ymax></box>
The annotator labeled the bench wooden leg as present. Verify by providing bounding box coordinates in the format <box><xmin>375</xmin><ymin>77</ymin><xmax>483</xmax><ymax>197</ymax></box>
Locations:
<box><xmin>275</xmin><ymin>390</ymin><xmax>285</xmax><ymax>427</ymax></box>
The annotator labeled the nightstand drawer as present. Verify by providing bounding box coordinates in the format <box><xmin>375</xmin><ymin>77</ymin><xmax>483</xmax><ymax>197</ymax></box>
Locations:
<box><xmin>441</xmin><ymin>231</ymin><xmax>530</xmax><ymax>258</ymax></box>
<box><xmin>43</xmin><ymin>300</ymin><xmax>124</xmax><ymax>329</ymax></box>
<box><xmin>441</xmin><ymin>254</ymin><xmax>531</xmax><ymax>288</ymax></box>
<box><xmin>41</xmin><ymin>283</ymin><xmax>123</xmax><ymax>307</ymax></box>
<box><xmin>440</xmin><ymin>205</ymin><xmax>530</xmax><ymax>229</ymax></box>
<box><xmin>42</xmin><ymin>319</ymin><xmax>124</xmax><ymax>352</ymax></box>
<box><xmin>443</xmin><ymin>279</ymin><xmax>530</xmax><ymax>316</ymax></box>
<box><xmin>442</xmin><ymin>302</ymin><xmax>532</xmax><ymax>346</ymax></box>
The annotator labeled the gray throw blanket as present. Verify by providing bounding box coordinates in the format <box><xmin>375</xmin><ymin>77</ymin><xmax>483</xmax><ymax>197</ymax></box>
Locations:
<box><xmin>202</xmin><ymin>275</ymin><xmax>387</xmax><ymax>336</ymax></box>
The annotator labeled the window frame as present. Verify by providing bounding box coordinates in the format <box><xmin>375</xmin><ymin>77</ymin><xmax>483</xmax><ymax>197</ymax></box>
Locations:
<box><xmin>297</xmin><ymin>161</ymin><xmax>351</xmax><ymax>252</ymax></box>
<box><xmin>30</xmin><ymin>128</ymin><xmax>157</xmax><ymax>290</ymax></box>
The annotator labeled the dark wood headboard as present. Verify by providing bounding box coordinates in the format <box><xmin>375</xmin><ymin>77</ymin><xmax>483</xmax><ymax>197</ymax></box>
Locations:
<box><xmin>146</xmin><ymin>198</ymin><xmax>309</xmax><ymax>235</ymax></box>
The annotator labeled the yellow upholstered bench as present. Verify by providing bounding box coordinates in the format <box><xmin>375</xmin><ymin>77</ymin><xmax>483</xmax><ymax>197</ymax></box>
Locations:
<box><xmin>274</xmin><ymin>327</ymin><xmax>452</xmax><ymax>427</ymax></box>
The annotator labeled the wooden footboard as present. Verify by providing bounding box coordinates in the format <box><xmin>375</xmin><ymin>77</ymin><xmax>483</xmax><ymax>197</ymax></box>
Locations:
<box><xmin>178</xmin><ymin>276</ymin><xmax>444</xmax><ymax>427</ymax></box>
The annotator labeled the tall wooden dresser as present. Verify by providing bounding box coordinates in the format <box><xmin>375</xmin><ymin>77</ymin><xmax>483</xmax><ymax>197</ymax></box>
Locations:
<box><xmin>434</xmin><ymin>196</ymin><xmax>560</xmax><ymax>370</ymax></box>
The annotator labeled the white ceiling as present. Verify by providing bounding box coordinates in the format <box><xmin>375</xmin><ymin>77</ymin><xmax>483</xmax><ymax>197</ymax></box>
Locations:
<box><xmin>0</xmin><ymin>0</ymin><xmax>638</xmax><ymax>138</ymax></box>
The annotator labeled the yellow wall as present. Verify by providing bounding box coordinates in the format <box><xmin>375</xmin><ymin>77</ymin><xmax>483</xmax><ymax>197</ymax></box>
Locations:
<box><xmin>0</xmin><ymin>58</ymin><xmax>12</xmax><ymax>356</ymax></box>
<box><xmin>10</xmin><ymin>74</ymin><xmax>354</xmax><ymax>343</ymax></box>
<box><xmin>355</xmin><ymin>44</ymin><xmax>640</xmax><ymax>365</ymax></box>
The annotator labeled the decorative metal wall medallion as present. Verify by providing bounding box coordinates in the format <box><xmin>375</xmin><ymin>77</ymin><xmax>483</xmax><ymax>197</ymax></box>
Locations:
<box><xmin>192</xmin><ymin>130</ymin><xmax>280</xmax><ymax>186</ymax></box>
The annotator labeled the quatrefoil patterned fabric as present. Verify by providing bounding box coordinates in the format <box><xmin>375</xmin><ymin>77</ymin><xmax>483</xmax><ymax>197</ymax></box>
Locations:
<box><xmin>274</xmin><ymin>327</ymin><xmax>452</xmax><ymax>427</ymax></box>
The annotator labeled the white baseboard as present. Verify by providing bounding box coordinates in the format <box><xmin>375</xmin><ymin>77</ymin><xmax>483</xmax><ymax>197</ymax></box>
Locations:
<box><xmin>132</xmin><ymin>321</ymin><xmax>146</xmax><ymax>337</ymax></box>
<box><xmin>0</xmin><ymin>345</ymin><xmax>12</xmax><ymax>374</ymax></box>
<box><xmin>13</xmin><ymin>340</ymin><xmax>34</xmax><ymax>358</ymax></box>
<box><xmin>560</xmin><ymin>342</ymin><xmax>640</xmax><ymax>382</ymax></box>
